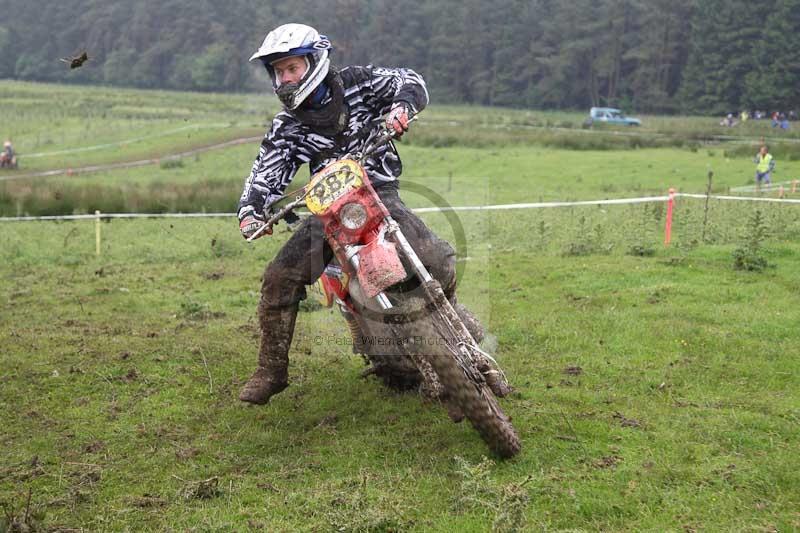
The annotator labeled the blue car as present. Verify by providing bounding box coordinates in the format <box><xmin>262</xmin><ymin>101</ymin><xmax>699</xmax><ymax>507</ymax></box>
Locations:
<box><xmin>588</xmin><ymin>107</ymin><xmax>641</xmax><ymax>126</ymax></box>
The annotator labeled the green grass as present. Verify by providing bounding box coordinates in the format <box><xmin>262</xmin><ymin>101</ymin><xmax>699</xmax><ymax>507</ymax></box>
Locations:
<box><xmin>4</xmin><ymin>144</ymin><xmax>800</xmax><ymax>217</ymax></box>
<box><xmin>0</xmin><ymin>81</ymin><xmax>272</xmax><ymax>172</ymax></box>
<box><xmin>4</xmin><ymin>79</ymin><xmax>800</xmax><ymax>219</ymax></box>
<box><xmin>3</xmin><ymin>79</ymin><xmax>800</xmax><ymax>174</ymax></box>
<box><xmin>1</xmin><ymin>80</ymin><xmax>799</xmax><ymax>531</ymax></box>
<box><xmin>1</xmin><ymin>214</ymin><xmax>799</xmax><ymax>531</ymax></box>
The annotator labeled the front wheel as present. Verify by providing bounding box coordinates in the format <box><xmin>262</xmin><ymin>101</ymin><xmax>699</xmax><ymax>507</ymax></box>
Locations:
<box><xmin>416</xmin><ymin>316</ymin><xmax>521</xmax><ymax>458</ymax></box>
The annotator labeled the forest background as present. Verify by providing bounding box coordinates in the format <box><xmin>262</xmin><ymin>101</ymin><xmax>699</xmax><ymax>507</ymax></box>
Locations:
<box><xmin>3</xmin><ymin>0</ymin><xmax>799</xmax><ymax>115</ymax></box>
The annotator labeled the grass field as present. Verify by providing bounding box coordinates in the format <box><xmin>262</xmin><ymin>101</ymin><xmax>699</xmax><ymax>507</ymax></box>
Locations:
<box><xmin>1</xmin><ymin>81</ymin><xmax>799</xmax><ymax>531</ymax></box>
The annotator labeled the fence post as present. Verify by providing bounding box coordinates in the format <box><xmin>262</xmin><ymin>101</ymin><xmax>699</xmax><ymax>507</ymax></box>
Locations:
<box><xmin>95</xmin><ymin>210</ymin><xmax>101</xmax><ymax>256</ymax></box>
<box><xmin>701</xmin><ymin>172</ymin><xmax>713</xmax><ymax>243</ymax></box>
<box><xmin>792</xmin><ymin>179</ymin><xmax>798</xmax><ymax>194</ymax></box>
<box><xmin>664</xmin><ymin>188</ymin><xmax>675</xmax><ymax>246</ymax></box>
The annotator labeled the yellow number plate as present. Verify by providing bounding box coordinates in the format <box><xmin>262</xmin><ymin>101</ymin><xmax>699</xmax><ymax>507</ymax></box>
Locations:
<box><xmin>305</xmin><ymin>160</ymin><xmax>365</xmax><ymax>214</ymax></box>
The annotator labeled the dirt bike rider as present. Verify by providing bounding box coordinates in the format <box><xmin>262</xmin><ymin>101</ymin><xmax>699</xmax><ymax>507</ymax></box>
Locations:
<box><xmin>237</xmin><ymin>23</ymin><xmax>463</xmax><ymax>405</ymax></box>
<box><xmin>1</xmin><ymin>140</ymin><xmax>15</xmax><ymax>167</ymax></box>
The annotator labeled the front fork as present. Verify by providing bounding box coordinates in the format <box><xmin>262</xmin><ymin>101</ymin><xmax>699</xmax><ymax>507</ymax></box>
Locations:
<box><xmin>383</xmin><ymin>216</ymin><xmax>511</xmax><ymax>395</ymax></box>
<box><xmin>340</xmin><ymin>215</ymin><xmax>511</xmax><ymax>397</ymax></box>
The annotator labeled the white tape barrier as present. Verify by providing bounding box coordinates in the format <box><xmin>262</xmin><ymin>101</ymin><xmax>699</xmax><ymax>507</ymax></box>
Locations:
<box><xmin>676</xmin><ymin>193</ymin><xmax>800</xmax><ymax>204</ymax></box>
<box><xmin>413</xmin><ymin>195</ymin><xmax>670</xmax><ymax>213</ymax></box>
<box><xmin>3</xmin><ymin>192</ymin><xmax>800</xmax><ymax>223</ymax></box>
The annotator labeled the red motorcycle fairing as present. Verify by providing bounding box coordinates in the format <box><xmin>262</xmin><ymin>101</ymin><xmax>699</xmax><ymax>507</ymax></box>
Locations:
<box><xmin>316</xmin><ymin>265</ymin><xmax>349</xmax><ymax>307</ymax></box>
<box><xmin>311</xmin><ymin>169</ymin><xmax>407</xmax><ymax>300</ymax></box>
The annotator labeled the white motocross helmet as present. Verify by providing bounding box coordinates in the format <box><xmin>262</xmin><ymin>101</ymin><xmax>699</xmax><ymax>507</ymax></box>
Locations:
<box><xmin>250</xmin><ymin>23</ymin><xmax>332</xmax><ymax>110</ymax></box>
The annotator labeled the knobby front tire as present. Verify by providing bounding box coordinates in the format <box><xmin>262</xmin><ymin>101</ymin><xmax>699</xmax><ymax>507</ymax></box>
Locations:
<box><xmin>418</xmin><ymin>317</ymin><xmax>521</xmax><ymax>458</ymax></box>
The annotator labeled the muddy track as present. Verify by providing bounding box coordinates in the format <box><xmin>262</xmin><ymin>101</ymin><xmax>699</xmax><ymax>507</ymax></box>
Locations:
<box><xmin>0</xmin><ymin>135</ymin><xmax>262</xmax><ymax>182</ymax></box>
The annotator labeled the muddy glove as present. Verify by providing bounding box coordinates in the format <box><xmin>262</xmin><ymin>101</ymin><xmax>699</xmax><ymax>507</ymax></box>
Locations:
<box><xmin>385</xmin><ymin>103</ymin><xmax>411</xmax><ymax>137</ymax></box>
<box><xmin>238</xmin><ymin>206</ymin><xmax>270</xmax><ymax>240</ymax></box>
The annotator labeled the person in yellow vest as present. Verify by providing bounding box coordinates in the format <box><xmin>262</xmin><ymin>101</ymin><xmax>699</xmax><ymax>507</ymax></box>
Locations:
<box><xmin>754</xmin><ymin>145</ymin><xmax>775</xmax><ymax>189</ymax></box>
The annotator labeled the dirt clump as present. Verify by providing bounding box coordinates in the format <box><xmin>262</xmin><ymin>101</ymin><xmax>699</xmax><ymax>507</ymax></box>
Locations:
<box><xmin>593</xmin><ymin>455</ymin><xmax>622</xmax><ymax>469</ymax></box>
<box><xmin>176</xmin><ymin>476</ymin><xmax>220</xmax><ymax>500</ymax></box>
<box><xmin>612</xmin><ymin>412</ymin><xmax>642</xmax><ymax>428</ymax></box>
<box><xmin>128</xmin><ymin>494</ymin><xmax>168</xmax><ymax>508</ymax></box>
<box><xmin>83</xmin><ymin>441</ymin><xmax>104</xmax><ymax>454</ymax></box>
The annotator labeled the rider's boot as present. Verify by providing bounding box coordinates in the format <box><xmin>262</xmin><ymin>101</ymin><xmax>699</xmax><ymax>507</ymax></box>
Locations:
<box><xmin>239</xmin><ymin>304</ymin><xmax>298</xmax><ymax>405</ymax></box>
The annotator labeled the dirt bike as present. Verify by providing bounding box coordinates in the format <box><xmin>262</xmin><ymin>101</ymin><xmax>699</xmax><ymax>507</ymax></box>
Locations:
<box><xmin>0</xmin><ymin>153</ymin><xmax>18</xmax><ymax>169</ymax></box>
<box><xmin>249</xmin><ymin>120</ymin><xmax>521</xmax><ymax>458</ymax></box>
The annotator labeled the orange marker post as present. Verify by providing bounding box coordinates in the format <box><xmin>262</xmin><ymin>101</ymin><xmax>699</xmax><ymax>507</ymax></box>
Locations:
<box><xmin>779</xmin><ymin>185</ymin><xmax>785</xmax><ymax>198</ymax></box>
<box><xmin>792</xmin><ymin>179</ymin><xmax>798</xmax><ymax>194</ymax></box>
<box><xmin>664</xmin><ymin>188</ymin><xmax>676</xmax><ymax>246</ymax></box>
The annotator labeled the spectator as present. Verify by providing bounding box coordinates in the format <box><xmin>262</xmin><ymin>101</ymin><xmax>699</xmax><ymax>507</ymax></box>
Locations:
<box><xmin>753</xmin><ymin>145</ymin><xmax>775</xmax><ymax>189</ymax></box>
<box><xmin>721</xmin><ymin>113</ymin><xmax>737</xmax><ymax>127</ymax></box>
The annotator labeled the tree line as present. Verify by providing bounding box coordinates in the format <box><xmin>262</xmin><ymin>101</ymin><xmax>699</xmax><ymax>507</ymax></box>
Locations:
<box><xmin>2</xmin><ymin>0</ymin><xmax>798</xmax><ymax>114</ymax></box>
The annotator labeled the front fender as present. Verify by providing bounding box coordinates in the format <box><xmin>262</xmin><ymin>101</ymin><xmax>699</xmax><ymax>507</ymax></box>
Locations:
<box><xmin>356</xmin><ymin>232</ymin><xmax>407</xmax><ymax>298</ymax></box>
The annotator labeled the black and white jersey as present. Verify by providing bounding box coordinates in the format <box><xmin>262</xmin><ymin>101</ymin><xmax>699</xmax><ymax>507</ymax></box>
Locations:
<box><xmin>238</xmin><ymin>65</ymin><xmax>429</xmax><ymax>216</ymax></box>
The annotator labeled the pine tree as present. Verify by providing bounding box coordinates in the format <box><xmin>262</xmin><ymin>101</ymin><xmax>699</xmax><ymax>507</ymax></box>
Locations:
<box><xmin>744</xmin><ymin>0</ymin><xmax>800</xmax><ymax>111</ymax></box>
<box><xmin>678</xmin><ymin>0</ymin><xmax>773</xmax><ymax>115</ymax></box>
<box><xmin>3</xmin><ymin>0</ymin><xmax>800</xmax><ymax>109</ymax></box>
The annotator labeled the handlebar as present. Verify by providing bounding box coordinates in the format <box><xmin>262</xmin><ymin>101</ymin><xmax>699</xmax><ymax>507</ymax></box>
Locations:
<box><xmin>246</xmin><ymin>195</ymin><xmax>307</xmax><ymax>242</ymax></box>
<box><xmin>246</xmin><ymin>115</ymin><xmax>418</xmax><ymax>242</ymax></box>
